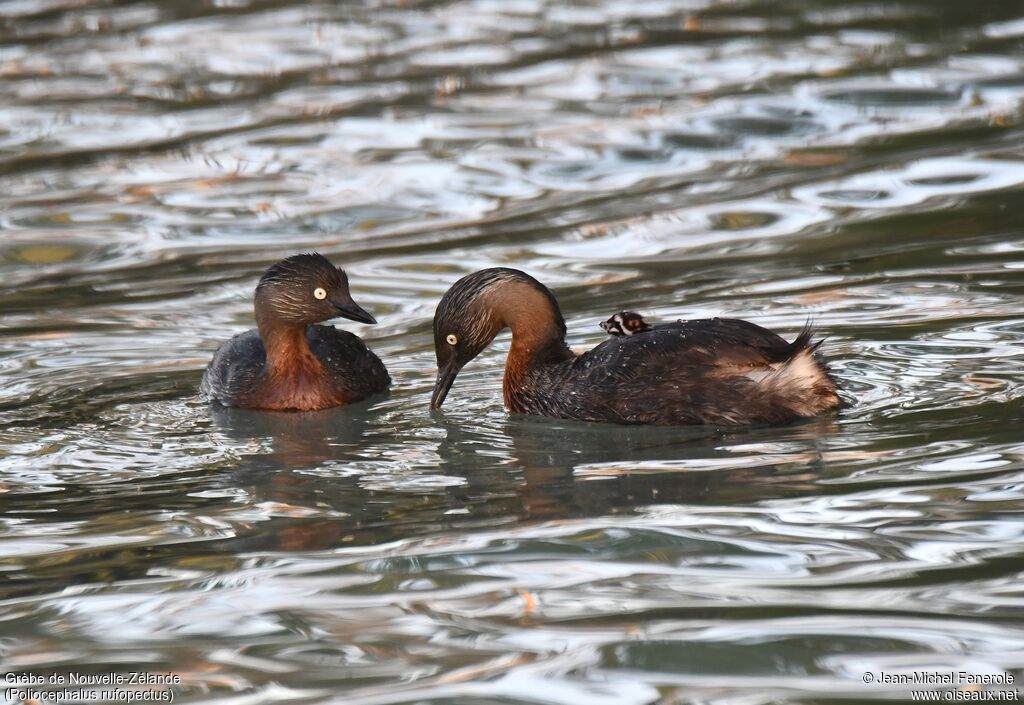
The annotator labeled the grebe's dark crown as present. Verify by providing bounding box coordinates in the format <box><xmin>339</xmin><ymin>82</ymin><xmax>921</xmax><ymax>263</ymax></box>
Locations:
<box><xmin>258</xmin><ymin>252</ymin><xmax>347</xmax><ymax>289</ymax></box>
<box><xmin>434</xmin><ymin>267</ymin><xmax>566</xmax><ymax>338</ymax></box>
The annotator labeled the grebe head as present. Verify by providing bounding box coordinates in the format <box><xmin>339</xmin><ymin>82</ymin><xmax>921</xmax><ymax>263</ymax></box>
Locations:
<box><xmin>431</xmin><ymin>268</ymin><xmax>564</xmax><ymax>408</ymax></box>
<box><xmin>254</xmin><ymin>252</ymin><xmax>376</xmax><ymax>328</ymax></box>
<box><xmin>600</xmin><ymin>311</ymin><xmax>651</xmax><ymax>337</ymax></box>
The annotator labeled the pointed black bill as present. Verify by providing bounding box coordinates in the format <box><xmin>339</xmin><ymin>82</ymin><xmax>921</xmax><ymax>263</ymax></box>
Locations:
<box><xmin>431</xmin><ymin>361</ymin><xmax>460</xmax><ymax>409</ymax></box>
<box><xmin>335</xmin><ymin>300</ymin><xmax>377</xmax><ymax>325</ymax></box>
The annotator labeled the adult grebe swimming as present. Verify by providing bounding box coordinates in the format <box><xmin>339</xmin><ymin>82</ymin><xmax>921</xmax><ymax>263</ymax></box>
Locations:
<box><xmin>431</xmin><ymin>268</ymin><xmax>839</xmax><ymax>425</ymax></box>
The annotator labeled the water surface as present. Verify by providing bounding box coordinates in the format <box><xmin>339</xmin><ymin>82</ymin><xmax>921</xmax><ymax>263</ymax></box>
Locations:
<box><xmin>2</xmin><ymin>0</ymin><xmax>1024</xmax><ymax>703</ymax></box>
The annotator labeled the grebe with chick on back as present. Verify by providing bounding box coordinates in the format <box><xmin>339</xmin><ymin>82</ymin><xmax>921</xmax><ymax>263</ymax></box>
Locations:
<box><xmin>201</xmin><ymin>253</ymin><xmax>390</xmax><ymax>411</ymax></box>
<box><xmin>431</xmin><ymin>268</ymin><xmax>840</xmax><ymax>426</ymax></box>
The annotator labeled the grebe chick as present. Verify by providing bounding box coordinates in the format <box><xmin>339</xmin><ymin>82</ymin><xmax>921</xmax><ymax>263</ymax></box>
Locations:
<box><xmin>601</xmin><ymin>311</ymin><xmax>652</xmax><ymax>337</ymax></box>
<box><xmin>201</xmin><ymin>253</ymin><xmax>390</xmax><ymax>411</ymax></box>
<box><xmin>431</xmin><ymin>268</ymin><xmax>840</xmax><ymax>426</ymax></box>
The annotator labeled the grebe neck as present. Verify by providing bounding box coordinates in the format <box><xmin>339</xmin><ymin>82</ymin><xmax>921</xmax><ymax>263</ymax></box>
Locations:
<box><xmin>259</xmin><ymin>322</ymin><xmax>323</xmax><ymax>376</ymax></box>
<box><xmin>485</xmin><ymin>282</ymin><xmax>574</xmax><ymax>404</ymax></box>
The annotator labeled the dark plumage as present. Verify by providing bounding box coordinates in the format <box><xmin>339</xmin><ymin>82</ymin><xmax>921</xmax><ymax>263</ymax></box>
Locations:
<box><xmin>601</xmin><ymin>311</ymin><xmax>653</xmax><ymax>337</ymax></box>
<box><xmin>200</xmin><ymin>253</ymin><xmax>390</xmax><ymax>411</ymax></box>
<box><xmin>431</xmin><ymin>268</ymin><xmax>840</xmax><ymax>426</ymax></box>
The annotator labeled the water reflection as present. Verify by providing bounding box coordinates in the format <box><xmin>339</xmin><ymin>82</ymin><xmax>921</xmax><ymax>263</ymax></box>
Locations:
<box><xmin>209</xmin><ymin>402</ymin><xmax>376</xmax><ymax>469</ymax></box>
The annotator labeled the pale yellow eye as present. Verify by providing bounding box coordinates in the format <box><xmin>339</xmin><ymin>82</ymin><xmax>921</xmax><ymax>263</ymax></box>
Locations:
<box><xmin>446</xmin><ymin>334</ymin><xmax>458</xmax><ymax>345</ymax></box>
<box><xmin>313</xmin><ymin>287</ymin><xmax>327</xmax><ymax>300</ymax></box>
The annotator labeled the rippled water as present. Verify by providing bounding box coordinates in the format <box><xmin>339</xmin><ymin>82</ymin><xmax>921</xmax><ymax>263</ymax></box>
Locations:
<box><xmin>2</xmin><ymin>0</ymin><xmax>1024</xmax><ymax>702</ymax></box>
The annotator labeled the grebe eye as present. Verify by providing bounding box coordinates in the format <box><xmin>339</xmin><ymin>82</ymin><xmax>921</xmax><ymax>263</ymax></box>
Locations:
<box><xmin>313</xmin><ymin>287</ymin><xmax>327</xmax><ymax>300</ymax></box>
<box><xmin>446</xmin><ymin>334</ymin><xmax>458</xmax><ymax>345</ymax></box>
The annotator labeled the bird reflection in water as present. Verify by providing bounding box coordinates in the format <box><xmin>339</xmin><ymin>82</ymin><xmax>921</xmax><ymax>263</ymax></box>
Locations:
<box><xmin>205</xmin><ymin>403</ymin><xmax>838</xmax><ymax>553</ymax></box>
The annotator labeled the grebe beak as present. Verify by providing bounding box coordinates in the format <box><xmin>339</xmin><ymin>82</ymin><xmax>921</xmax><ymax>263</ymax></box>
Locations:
<box><xmin>431</xmin><ymin>361</ymin><xmax>460</xmax><ymax>409</ymax></box>
<box><xmin>335</xmin><ymin>299</ymin><xmax>377</xmax><ymax>325</ymax></box>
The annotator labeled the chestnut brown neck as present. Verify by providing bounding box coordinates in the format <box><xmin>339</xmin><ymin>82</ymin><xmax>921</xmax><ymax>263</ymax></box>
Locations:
<box><xmin>246</xmin><ymin>321</ymin><xmax>345</xmax><ymax>411</ymax></box>
<box><xmin>260</xmin><ymin>324</ymin><xmax>321</xmax><ymax>375</ymax></box>
<box><xmin>480</xmin><ymin>281</ymin><xmax>574</xmax><ymax>407</ymax></box>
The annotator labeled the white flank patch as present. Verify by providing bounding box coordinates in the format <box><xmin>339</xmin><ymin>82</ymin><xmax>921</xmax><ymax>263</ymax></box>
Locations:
<box><xmin>743</xmin><ymin>349</ymin><xmax>825</xmax><ymax>392</ymax></box>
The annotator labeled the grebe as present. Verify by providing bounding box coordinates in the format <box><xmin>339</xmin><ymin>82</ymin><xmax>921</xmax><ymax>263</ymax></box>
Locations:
<box><xmin>601</xmin><ymin>311</ymin><xmax>653</xmax><ymax>337</ymax></box>
<box><xmin>431</xmin><ymin>268</ymin><xmax>839</xmax><ymax>425</ymax></box>
<box><xmin>201</xmin><ymin>253</ymin><xmax>390</xmax><ymax>411</ymax></box>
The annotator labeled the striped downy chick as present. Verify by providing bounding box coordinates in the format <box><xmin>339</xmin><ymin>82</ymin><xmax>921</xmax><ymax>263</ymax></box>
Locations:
<box><xmin>600</xmin><ymin>311</ymin><xmax>652</xmax><ymax>337</ymax></box>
